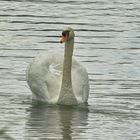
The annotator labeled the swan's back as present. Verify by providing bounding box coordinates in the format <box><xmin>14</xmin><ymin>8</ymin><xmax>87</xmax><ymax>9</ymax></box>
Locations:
<box><xmin>27</xmin><ymin>52</ymin><xmax>89</xmax><ymax>104</ymax></box>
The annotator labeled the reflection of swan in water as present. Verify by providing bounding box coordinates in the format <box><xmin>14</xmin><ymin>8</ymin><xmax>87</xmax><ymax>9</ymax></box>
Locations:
<box><xmin>26</xmin><ymin>104</ymin><xmax>89</xmax><ymax>139</ymax></box>
<box><xmin>27</xmin><ymin>27</ymin><xmax>89</xmax><ymax>105</ymax></box>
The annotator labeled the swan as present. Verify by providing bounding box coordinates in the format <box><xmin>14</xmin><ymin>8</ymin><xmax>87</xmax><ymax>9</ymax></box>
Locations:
<box><xmin>26</xmin><ymin>27</ymin><xmax>89</xmax><ymax>105</ymax></box>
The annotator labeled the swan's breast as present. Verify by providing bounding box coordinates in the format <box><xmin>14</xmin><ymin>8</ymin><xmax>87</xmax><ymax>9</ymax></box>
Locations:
<box><xmin>27</xmin><ymin>52</ymin><xmax>89</xmax><ymax>103</ymax></box>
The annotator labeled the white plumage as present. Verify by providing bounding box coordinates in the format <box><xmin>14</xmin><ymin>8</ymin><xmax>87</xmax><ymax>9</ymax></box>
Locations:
<box><xmin>27</xmin><ymin>27</ymin><xmax>89</xmax><ymax>105</ymax></box>
<box><xmin>27</xmin><ymin>52</ymin><xmax>89</xmax><ymax>104</ymax></box>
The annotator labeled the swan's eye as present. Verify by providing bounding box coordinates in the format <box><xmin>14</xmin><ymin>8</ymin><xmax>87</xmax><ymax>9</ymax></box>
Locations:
<box><xmin>62</xmin><ymin>30</ymin><xmax>70</xmax><ymax>37</ymax></box>
<box><xmin>62</xmin><ymin>31</ymin><xmax>66</xmax><ymax>37</ymax></box>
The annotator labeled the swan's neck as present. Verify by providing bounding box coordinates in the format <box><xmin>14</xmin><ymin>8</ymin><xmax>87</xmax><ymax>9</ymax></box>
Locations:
<box><xmin>58</xmin><ymin>38</ymin><xmax>78</xmax><ymax>105</ymax></box>
<box><xmin>62</xmin><ymin>39</ymin><xmax>74</xmax><ymax>83</ymax></box>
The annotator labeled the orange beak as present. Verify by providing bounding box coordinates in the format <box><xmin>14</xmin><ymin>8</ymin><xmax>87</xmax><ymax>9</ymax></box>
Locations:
<box><xmin>60</xmin><ymin>35</ymin><xmax>69</xmax><ymax>43</ymax></box>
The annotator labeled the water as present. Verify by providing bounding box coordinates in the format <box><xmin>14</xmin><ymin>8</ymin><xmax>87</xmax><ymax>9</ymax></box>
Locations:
<box><xmin>0</xmin><ymin>0</ymin><xmax>140</xmax><ymax>139</ymax></box>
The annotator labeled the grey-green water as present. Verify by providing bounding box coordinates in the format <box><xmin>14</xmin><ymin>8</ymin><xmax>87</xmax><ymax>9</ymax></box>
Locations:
<box><xmin>0</xmin><ymin>0</ymin><xmax>140</xmax><ymax>139</ymax></box>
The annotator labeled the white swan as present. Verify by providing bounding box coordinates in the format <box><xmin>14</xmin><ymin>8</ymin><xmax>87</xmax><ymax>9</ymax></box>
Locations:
<box><xmin>26</xmin><ymin>27</ymin><xmax>89</xmax><ymax>105</ymax></box>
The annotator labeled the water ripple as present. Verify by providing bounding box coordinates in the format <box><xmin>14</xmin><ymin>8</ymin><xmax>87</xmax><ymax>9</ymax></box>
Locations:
<box><xmin>0</xmin><ymin>0</ymin><xmax>140</xmax><ymax>139</ymax></box>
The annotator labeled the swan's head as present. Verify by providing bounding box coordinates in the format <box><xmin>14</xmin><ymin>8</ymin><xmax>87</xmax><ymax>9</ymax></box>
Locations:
<box><xmin>60</xmin><ymin>27</ymin><xmax>75</xmax><ymax>43</ymax></box>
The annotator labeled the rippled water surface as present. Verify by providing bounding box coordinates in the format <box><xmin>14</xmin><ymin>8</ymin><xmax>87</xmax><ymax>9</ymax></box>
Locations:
<box><xmin>0</xmin><ymin>0</ymin><xmax>140</xmax><ymax>139</ymax></box>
